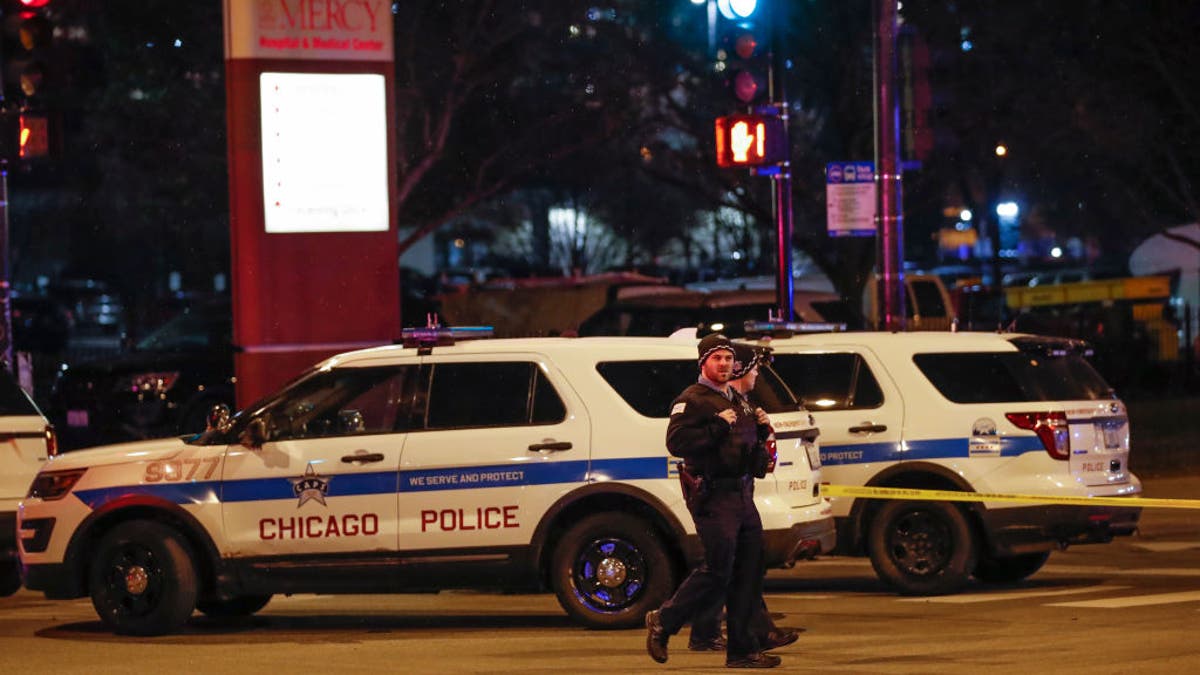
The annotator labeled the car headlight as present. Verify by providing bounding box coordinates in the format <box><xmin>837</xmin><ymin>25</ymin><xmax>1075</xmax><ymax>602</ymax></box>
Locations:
<box><xmin>114</xmin><ymin>371</ymin><xmax>180</xmax><ymax>395</ymax></box>
<box><xmin>27</xmin><ymin>469</ymin><xmax>87</xmax><ymax>501</ymax></box>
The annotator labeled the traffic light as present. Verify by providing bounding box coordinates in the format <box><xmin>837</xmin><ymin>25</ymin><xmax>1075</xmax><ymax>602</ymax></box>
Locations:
<box><xmin>18</xmin><ymin>110</ymin><xmax>47</xmax><ymax>157</ymax></box>
<box><xmin>717</xmin><ymin>0</ymin><xmax>770</xmax><ymax>109</ymax></box>
<box><xmin>2</xmin><ymin>0</ymin><xmax>55</xmax><ymax>105</ymax></box>
<box><xmin>714</xmin><ymin>114</ymin><xmax>785</xmax><ymax>167</ymax></box>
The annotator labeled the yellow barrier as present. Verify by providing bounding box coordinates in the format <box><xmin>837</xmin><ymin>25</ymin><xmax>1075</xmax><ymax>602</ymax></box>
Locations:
<box><xmin>820</xmin><ymin>484</ymin><xmax>1200</xmax><ymax>510</ymax></box>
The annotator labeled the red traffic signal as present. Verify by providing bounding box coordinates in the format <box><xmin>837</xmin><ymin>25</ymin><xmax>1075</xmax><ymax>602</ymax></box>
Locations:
<box><xmin>715</xmin><ymin>114</ymin><xmax>785</xmax><ymax>167</ymax></box>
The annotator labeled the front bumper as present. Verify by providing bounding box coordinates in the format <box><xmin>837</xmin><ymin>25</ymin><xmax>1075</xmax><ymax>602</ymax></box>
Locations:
<box><xmin>763</xmin><ymin>514</ymin><xmax>837</xmax><ymax>568</ymax></box>
<box><xmin>982</xmin><ymin>503</ymin><xmax>1141</xmax><ymax>556</ymax></box>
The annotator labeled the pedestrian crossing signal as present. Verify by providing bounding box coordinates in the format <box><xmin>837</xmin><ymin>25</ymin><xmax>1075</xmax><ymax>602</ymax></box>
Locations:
<box><xmin>714</xmin><ymin>114</ymin><xmax>785</xmax><ymax>167</ymax></box>
<box><xmin>18</xmin><ymin>111</ymin><xmax>47</xmax><ymax>158</ymax></box>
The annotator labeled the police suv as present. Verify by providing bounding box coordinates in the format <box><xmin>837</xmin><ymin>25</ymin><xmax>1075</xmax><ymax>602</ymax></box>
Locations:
<box><xmin>18</xmin><ymin>331</ymin><xmax>833</xmax><ymax>635</ymax></box>
<box><xmin>759</xmin><ymin>329</ymin><xmax>1142</xmax><ymax>595</ymax></box>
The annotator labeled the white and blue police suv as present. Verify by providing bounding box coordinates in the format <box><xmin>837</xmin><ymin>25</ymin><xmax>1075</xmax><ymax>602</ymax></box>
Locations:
<box><xmin>18</xmin><ymin>331</ymin><xmax>832</xmax><ymax>635</ymax></box>
<box><xmin>760</xmin><ymin>329</ymin><xmax>1142</xmax><ymax>595</ymax></box>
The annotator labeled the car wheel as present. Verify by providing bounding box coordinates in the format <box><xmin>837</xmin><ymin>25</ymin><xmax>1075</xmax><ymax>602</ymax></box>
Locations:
<box><xmin>973</xmin><ymin>551</ymin><xmax>1050</xmax><ymax>584</ymax></box>
<box><xmin>0</xmin><ymin>559</ymin><xmax>21</xmax><ymax>597</ymax></box>
<box><xmin>196</xmin><ymin>594</ymin><xmax>272</xmax><ymax>618</ymax></box>
<box><xmin>867</xmin><ymin>500</ymin><xmax>977</xmax><ymax>595</ymax></box>
<box><xmin>89</xmin><ymin>520</ymin><xmax>198</xmax><ymax>636</ymax></box>
<box><xmin>550</xmin><ymin>512</ymin><xmax>677</xmax><ymax>629</ymax></box>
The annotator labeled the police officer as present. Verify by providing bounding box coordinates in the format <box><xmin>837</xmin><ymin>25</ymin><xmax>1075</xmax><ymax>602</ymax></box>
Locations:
<box><xmin>644</xmin><ymin>333</ymin><xmax>780</xmax><ymax>669</ymax></box>
<box><xmin>687</xmin><ymin>342</ymin><xmax>800</xmax><ymax>654</ymax></box>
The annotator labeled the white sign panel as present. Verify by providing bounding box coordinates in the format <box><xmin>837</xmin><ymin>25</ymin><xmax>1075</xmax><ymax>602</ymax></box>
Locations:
<box><xmin>260</xmin><ymin>72</ymin><xmax>389</xmax><ymax>234</ymax></box>
<box><xmin>826</xmin><ymin>162</ymin><xmax>876</xmax><ymax>237</ymax></box>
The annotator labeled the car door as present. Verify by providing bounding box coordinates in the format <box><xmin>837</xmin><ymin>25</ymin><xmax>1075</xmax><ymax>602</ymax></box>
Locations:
<box><xmin>219</xmin><ymin>362</ymin><xmax>417</xmax><ymax>557</ymax></box>
<box><xmin>770</xmin><ymin>347</ymin><xmax>905</xmax><ymax>517</ymax></box>
<box><xmin>397</xmin><ymin>354</ymin><xmax>590</xmax><ymax>551</ymax></box>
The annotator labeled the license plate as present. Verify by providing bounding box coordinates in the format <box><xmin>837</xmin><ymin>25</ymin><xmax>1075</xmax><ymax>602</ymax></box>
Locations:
<box><xmin>1100</xmin><ymin>422</ymin><xmax>1123</xmax><ymax>450</ymax></box>
<box><xmin>67</xmin><ymin>409</ymin><xmax>89</xmax><ymax>427</ymax></box>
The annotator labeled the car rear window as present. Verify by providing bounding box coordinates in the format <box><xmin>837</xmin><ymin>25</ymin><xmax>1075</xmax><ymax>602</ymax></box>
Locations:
<box><xmin>913</xmin><ymin>351</ymin><xmax>1114</xmax><ymax>403</ymax></box>
<box><xmin>596</xmin><ymin>359</ymin><xmax>801</xmax><ymax>418</ymax></box>
<box><xmin>0</xmin><ymin>370</ymin><xmax>40</xmax><ymax>416</ymax></box>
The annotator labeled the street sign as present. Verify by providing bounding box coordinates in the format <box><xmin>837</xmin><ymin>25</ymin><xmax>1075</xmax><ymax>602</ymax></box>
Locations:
<box><xmin>826</xmin><ymin>161</ymin><xmax>876</xmax><ymax>237</ymax></box>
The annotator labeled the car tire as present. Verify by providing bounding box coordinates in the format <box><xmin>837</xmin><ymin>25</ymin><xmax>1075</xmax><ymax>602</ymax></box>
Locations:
<box><xmin>867</xmin><ymin>500</ymin><xmax>977</xmax><ymax>596</ymax></box>
<box><xmin>196</xmin><ymin>594</ymin><xmax>272</xmax><ymax>618</ymax></box>
<box><xmin>89</xmin><ymin>520</ymin><xmax>198</xmax><ymax>636</ymax></box>
<box><xmin>973</xmin><ymin>551</ymin><xmax>1050</xmax><ymax>584</ymax></box>
<box><xmin>550</xmin><ymin>512</ymin><xmax>677</xmax><ymax>630</ymax></box>
<box><xmin>0</xmin><ymin>559</ymin><xmax>21</xmax><ymax>597</ymax></box>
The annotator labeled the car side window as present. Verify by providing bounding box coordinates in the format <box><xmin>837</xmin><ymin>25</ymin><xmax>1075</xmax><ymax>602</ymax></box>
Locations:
<box><xmin>258</xmin><ymin>366</ymin><xmax>417</xmax><ymax>441</ymax></box>
<box><xmin>424</xmin><ymin>361</ymin><xmax>566</xmax><ymax>430</ymax></box>
<box><xmin>771</xmin><ymin>353</ymin><xmax>884</xmax><ymax>411</ymax></box>
<box><xmin>909</xmin><ymin>279</ymin><xmax>948</xmax><ymax>318</ymax></box>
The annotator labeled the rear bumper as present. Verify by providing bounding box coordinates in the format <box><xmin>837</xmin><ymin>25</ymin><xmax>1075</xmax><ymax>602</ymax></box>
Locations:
<box><xmin>763</xmin><ymin>514</ymin><xmax>837</xmax><ymax>568</ymax></box>
<box><xmin>982</xmin><ymin>503</ymin><xmax>1141</xmax><ymax>556</ymax></box>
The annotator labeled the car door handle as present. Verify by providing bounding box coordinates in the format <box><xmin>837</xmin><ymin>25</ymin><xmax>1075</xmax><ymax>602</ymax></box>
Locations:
<box><xmin>528</xmin><ymin>441</ymin><xmax>572</xmax><ymax>452</ymax></box>
<box><xmin>341</xmin><ymin>452</ymin><xmax>386</xmax><ymax>463</ymax></box>
<box><xmin>848</xmin><ymin>424</ymin><xmax>887</xmax><ymax>434</ymax></box>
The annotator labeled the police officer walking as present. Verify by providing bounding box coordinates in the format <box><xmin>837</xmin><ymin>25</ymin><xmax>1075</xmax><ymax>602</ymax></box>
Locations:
<box><xmin>644</xmin><ymin>333</ymin><xmax>780</xmax><ymax>669</ymax></box>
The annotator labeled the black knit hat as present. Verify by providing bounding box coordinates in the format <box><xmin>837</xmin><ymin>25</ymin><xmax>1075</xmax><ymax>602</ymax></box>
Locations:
<box><xmin>730</xmin><ymin>343</ymin><xmax>759</xmax><ymax>380</ymax></box>
<box><xmin>697</xmin><ymin>333</ymin><xmax>734</xmax><ymax>367</ymax></box>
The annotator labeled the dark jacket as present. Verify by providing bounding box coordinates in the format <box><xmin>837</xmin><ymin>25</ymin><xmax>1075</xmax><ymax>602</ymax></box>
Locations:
<box><xmin>666</xmin><ymin>382</ymin><xmax>766</xmax><ymax>479</ymax></box>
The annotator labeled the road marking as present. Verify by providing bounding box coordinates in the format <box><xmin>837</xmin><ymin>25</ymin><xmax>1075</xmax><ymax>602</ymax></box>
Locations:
<box><xmin>896</xmin><ymin>584</ymin><xmax>1127</xmax><ymax>604</ymax></box>
<box><xmin>1048</xmin><ymin>590</ymin><xmax>1200</xmax><ymax>609</ymax></box>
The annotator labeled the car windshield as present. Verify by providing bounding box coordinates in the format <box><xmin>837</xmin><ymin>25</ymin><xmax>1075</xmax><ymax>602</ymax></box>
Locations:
<box><xmin>136</xmin><ymin>307</ymin><xmax>229</xmax><ymax>352</ymax></box>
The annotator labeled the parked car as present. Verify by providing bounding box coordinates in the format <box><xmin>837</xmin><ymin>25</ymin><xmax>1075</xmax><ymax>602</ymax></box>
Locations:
<box><xmin>47</xmin><ymin>278</ymin><xmax>127</xmax><ymax>337</ymax></box>
<box><xmin>578</xmin><ymin>288</ymin><xmax>855</xmax><ymax>337</ymax></box>
<box><xmin>11</xmin><ymin>293</ymin><xmax>74</xmax><ymax>353</ymax></box>
<box><xmin>759</xmin><ymin>329</ymin><xmax>1141</xmax><ymax>594</ymax></box>
<box><xmin>20</xmin><ymin>331</ymin><xmax>832</xmax><ymax>635</ymax></box>
<box><xmin>48</xmin><ymin>299</ymin><xmax>233</xmax><ymax>450</ymax></box>
<box><xmin>0</xmin><ymin>368</ymin><xmax>55</xmax><ymax>596</ymax></box>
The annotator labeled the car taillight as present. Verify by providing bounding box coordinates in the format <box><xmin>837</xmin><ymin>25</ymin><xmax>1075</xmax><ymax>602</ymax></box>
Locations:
<box><xmin>1006</xmin><ymin>411</ymin><xmax>1070</xmax><ymax>459</ymax></box>
<box><xmin>43</xmin><ymin>424</ymin><xmax>57</xmax><ymax>457</ymax></box>
<box><xmin>27</xmin><ymin>468</ymin><xmax>86</xmax><ymax>500</ymax></box>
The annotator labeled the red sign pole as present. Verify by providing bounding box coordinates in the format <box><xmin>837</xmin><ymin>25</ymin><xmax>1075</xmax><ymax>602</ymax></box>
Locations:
<box><xmin>223</xmin><ymin>0</ymin><xmax>399</xmax><ymax>406</ymax></box>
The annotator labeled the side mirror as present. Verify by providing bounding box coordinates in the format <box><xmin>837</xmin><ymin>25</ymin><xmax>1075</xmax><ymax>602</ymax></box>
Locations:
<box><xmin>240</xmin><ymin>416</ymin><xmax>270</xmax><ymax>449</ymax></box>
<box><xmin>206</xmin><ymin>403</ymin><xmax>234</xmax><ymax>434</ymax></box>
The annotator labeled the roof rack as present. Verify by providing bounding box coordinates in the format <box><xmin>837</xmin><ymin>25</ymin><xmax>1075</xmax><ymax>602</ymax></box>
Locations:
<box><xmin>742</xmin><ymin>320</ymin><xmax>846</xmax><ymax>339</ymax></box>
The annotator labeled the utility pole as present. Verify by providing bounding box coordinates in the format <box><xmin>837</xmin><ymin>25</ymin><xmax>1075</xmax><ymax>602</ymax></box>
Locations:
<box><xmin>769</xmin><ymin>0</ymin><xmax>794</xmax><ymax>321</ymax></box>
<box><xmin>874</xmin><ymin>0</ymin><xmax>906</xmax><ymax>331</ymax></box>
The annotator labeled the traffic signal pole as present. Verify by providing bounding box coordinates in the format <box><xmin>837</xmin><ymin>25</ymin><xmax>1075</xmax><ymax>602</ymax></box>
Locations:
<box><xmin>873</xmin><ymin>0</ymin><xmax>906</xmax><ymax>330</ymax></box>
<box><xmin>768</xmin><ymin>7</ymin><xmax>794</xmax><ymax>321</ymax></box>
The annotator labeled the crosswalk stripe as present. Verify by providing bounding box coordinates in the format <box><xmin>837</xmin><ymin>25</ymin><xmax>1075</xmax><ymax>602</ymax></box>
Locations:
<box><xmin>1048</xmin><ymin>590</ymin><xmax>1200</xmax><ymax>608</ymax></box>
<box><xmin>1044</xmin><ymin>565</ymin><xmax>1200</xmax><ymax>577</ymax></box>
<box><xmin>896</xmin><ymin>584</ymin><xmax>1127</xmax><ymax>604</ymax></box>
<box><xmin>1129</xmin><ymin>542</ymin><xmax>1200</xmax><ymax>553</ymax></box>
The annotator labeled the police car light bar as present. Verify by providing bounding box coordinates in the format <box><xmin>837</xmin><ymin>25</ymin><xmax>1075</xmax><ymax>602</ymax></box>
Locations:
<box><xmin>401</xmin><ymin>325</ymin><xmax>495</xmax><ymax>349</ymax></box>
<box><xmin>743</xmin><ymin>320</ymin><xmax>847</xmax><ymax>339</ymax></box>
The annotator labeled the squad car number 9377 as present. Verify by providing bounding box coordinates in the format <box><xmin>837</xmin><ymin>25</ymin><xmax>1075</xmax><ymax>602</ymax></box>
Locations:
<box><xmin>144</xmin><ymin>458</ymin><xmax>220</xmax><ymax>482</ymax></box>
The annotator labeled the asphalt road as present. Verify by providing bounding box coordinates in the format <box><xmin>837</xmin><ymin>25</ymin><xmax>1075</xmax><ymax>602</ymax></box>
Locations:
<box><xmin>2</xmin><ymin>474</ymin><xmax>1198</xmax><ymax>674</ymax></box>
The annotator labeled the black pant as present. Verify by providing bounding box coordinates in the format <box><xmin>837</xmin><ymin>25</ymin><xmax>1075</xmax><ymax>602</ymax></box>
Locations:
<box><xmin>658</xmin><ymin>480</ymin><xmax>764</xmax><ymax>658</ymax></box>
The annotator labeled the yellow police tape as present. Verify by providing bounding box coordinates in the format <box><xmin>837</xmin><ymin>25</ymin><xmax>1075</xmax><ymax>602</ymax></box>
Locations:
<box><xmin>819</xmin><ymin>484</ymin><xmax>1200</xmax><ymax>510</ymax></box>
